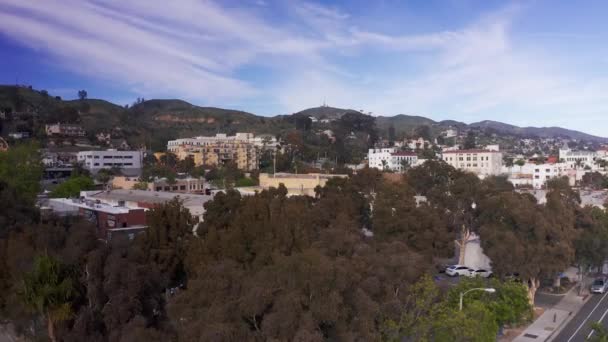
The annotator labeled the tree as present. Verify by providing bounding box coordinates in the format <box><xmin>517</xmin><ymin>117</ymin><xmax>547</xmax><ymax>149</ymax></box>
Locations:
<box><xmin>133</xmin><ymin>181</ymin><xmax>149</xmax><ymax>190</ymax></box>
<box><xmin>77</xmin><ymin>90</ymin><xmax>87</xmax><ymax>101</ymax></box>
<box><xmin>575</xmin><ymin>207</ymin><xmax>608</xmax><ymax>292</ymax></box>
<box><xmin>50</xmin><ymin>175</ymin><xmax>95</xmax><ymax>198</ymax></box>
<box><xmin>590</xmin><ymin>322</ymin><xmax>608</xmax><ymax>342</ymax></box>
<box><xmin>478</xmin><ymin>189</ymin><xmax>576</xmax><ymax>305</ymax></box>
<box><xmin>21</xmin><ymin>255</ymin><xmax>75</xmax><ymax>342</ymax></box>
<box><xmin>388</xmin><ymin>125</ymin><xmax>396</xmax><ymax>146</ymax></box>
<box><xmin>414</xmin><ymin>125</ymin><xmax>432</xmax><ymax>142</ymax></box>
<box><xmin>141</xmin><ymin>199</ymin><xmax>195</xmax><ymax>288</ymax></box>
<box><xmin>463</xmin><ymin>131</ymin><xmax>476</xmax><ymax>149</ymax></box>
<box><xmin>0</xmin><ymin>142</ymin><xmax>43</xmax><ymax>203</ymax></box>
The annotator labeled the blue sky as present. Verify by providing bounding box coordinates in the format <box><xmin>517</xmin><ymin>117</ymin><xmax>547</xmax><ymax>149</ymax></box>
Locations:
<box><xmin>0</xmin><ymin>0</ymin><xmax>607</xmax><ymax>136</ymax></box>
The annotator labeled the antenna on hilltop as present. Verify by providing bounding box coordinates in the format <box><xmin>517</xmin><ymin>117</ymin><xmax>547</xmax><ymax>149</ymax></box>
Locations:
<box><xmin>322</xmin><ymin>98</ymin><xmax>327</xmax><ymax>107</ymax></box>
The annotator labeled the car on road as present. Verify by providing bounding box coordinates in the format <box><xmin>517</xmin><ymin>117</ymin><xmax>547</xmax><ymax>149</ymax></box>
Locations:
<box><xmin>591</xmin><ymin>277</ymin><xmax>608</xmax><ymax>294</ymax></box>
<box><xmin>445</xmin><ymin>265</ymin><xmax>472</xmax><ymax>277</ymax></box>
<box><xmin>467</xmin><ymin>268</ymin><xmax>493</xmax><ymax>278</ymax></box>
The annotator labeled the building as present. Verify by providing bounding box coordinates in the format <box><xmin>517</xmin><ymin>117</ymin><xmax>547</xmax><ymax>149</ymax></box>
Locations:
<box><xmin>47</xmin><ymin>197</ymin><xmax>147</xmax><ymax>240</ymax></box>
<box><xmin>559</xmin><ymin>147</ymin><xmax>598</xmax><ymax>168</ymax></box>
<box><xmin>111</xmin><ymin>176</ymin><xmax>206</xmax><ymax>194</ymax></box>
<box><xmin>77</xmin><ymin>150</ymin><xmax>143</xmax><ymax>176</ymax></box>
<box><xmin>45</xmin><ymin>123</ymin><xmax>86</xmax><ymax>137</ymax></box>
<box><xmin>237</xmin><ymin>173</ymin><xmax>348</xmax><ymax>197</ymax></box>
<box><xmin>442</xmin><ymin>128</ymin><xmax>458</xmax><ymax>138</ymax></box>
<box><xmin>441</xmin><ymin>149</ymin><xmax>503</xmax><ymax>176</ymax></box>
<box><xmin>368</xmin><ymin>148</ymin><xmax>418</xmax><ymax>172</ymax></box>
<box><xmin>82</xmin><ymin>189</ymin><xmax>212</xmax><ymax>222</ymax></box>
<box><xmin>167</xmin><ymin>133</ymin><xmax>269</xmax><ymax>171</ymax></box>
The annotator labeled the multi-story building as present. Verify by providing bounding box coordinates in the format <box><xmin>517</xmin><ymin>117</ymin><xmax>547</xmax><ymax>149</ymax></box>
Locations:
<box><xmin>559</xmin><ymin>147</ymin><xmax>598</xmax><ymax>168</ymax></box>
<box><xmin>45</xmin><ymin>123</ymin><xmax>86</xmax><ymax>137</ymax></box>
<box><xmin>77</xmin><ymin>150</ymin><xmax>143</xmax><ymax>176</ymax></box>
<box><xmin>368</xmin><ymin>148</ymin><xmax>418</xmax><ymax>172</ymax></box>
<box><xmin>237</xmin><ymin>173</ymin><xmax>348</xmax><ymax>197</ymax></box>
<box><xmin>441</xmin><ymin>149</ymin><xmax>503</xmax><ymax>176</ymax></box>
<box><xmin>167</xmin><ymin>133</ymin><xmax>267</xmax><ymax>171</ymax></box>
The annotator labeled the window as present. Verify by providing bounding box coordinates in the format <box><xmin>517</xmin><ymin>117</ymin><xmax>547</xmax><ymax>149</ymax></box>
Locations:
<box><xmin>172</xmin><ymin>186</ymin><xmax>178</xmax><ymax>191</ymax></box>
<box><xmin>94</xmin><ymin>156</ymin><xmax>99</xmax><ymax>159</ymax></box>
<box><xmin>180</xmin><ymin>185</ymin><xmax>186</xmax><ymax>190</ymax></box>
<box><xmin>535</xmin><ymin>175</ymin><xmax>539</xmax><ymax>179</ymax></box>
<box><xmin>156</xmin><ymin>187</ymin><xmax>162</xmax><ymax>191</ymax></box>
<box><xmin>535</xmin><ymin>169</ymin><xmax>539</xmax><ymax>172</ymax></box>
<box><xmin>164</xmin><ymin>186</ymin><xmax>170</xmax><ymax>191</ymax></box>
<box><xmin>124</xmin><ymin>156</ymin><xmax>133</xmax><ymax>159</ymax></box>
<box><xmin>103</xmin><ymin>156</ymin><xmax>112</xmax><ymax>159</ymax></box>
<box><xmin>124</xmin><ymin>163</ymin><xmax>133</xmax><ymax>166</ymax></box>
<box><xmin>546</xmin><ymin>169</ymin><xmax>550</xmax><ymax>172</ymax></box>
<box><xmin>94</xmin><ymin>163</ymin><xmax>99</xmax><ymax>166</ymax></box>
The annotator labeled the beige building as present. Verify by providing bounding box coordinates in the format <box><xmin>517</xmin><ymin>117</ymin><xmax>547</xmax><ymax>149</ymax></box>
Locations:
<box><xmin>238</xmin><ymin>173</ymin><xmax>348</xmax><ymax>197</ymax></box>
<box><xmin>111</xmin><ymin>176</ymin><xmax>205</xmax><ymax>194</ymax></box>
<box><xmin>45</xmin><ymin>123</ymin><xmax>86</xmax><ymax>137</ymax></box>
<box><xmin>166</xmin><ymin>133</ymin><xmax>279</xmax><ymax>171</ymax></box>
<box><xmin>441</xmin><ymin>149</ymin><xmax>503</xmax><ymax>176</ymax></box>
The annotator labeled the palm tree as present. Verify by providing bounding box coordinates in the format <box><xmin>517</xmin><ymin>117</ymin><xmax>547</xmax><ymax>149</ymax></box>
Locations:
<box><xmin>21</xmin><ymin>255</ymin><xmax>74</xmax><ymax>342</ymax></box>
<box><xmin>590</xmin><ymin>322</ymin><xmax>608</xmax><ymax>342</ymax></box>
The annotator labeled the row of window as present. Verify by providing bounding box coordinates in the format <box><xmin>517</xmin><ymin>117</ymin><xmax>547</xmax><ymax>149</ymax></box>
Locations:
<box><xmin>85</xmin><ymin>155</ymin><xmax>135</xmax><ymax>159</ymax></box>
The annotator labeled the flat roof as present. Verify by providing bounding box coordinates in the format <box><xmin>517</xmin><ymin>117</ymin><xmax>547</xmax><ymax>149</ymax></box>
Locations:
<box><xmin>266</xmin><ymin>173</ymin><xmax>348</xmax><ymax>180</ymax></box>
<box><xmin>83</xmin><ymin>189</ymin><xmax>213</xmax><ymax>208</ymax></box>
<box><xmin>442</xmin><ymin>149</ymin><xmax>501</xmax><ymax>154</ymax></box>
<box><xmin>49</xmin><ymin>198</ymin><xmax>135</xmax><ymax>214</ymax></box>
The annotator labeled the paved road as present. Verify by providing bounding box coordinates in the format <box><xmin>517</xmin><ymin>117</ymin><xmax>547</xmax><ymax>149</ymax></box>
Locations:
<box><xmin>553</xmin><ymin>291</ymin><xmax>608</xmax><ymax>342</ymax></box>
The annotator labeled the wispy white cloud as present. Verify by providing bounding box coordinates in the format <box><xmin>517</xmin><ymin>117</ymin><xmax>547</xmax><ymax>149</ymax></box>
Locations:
<box><xmin>0</xmin><ymin>0</ymin><xmax>606</xmax><ymax>136</ymax></box>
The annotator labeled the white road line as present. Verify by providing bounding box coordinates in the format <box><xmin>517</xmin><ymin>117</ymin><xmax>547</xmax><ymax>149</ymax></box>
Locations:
<box><xmin>586</xmin><ymin>303</ymin><xmax>608</xmax><ymax>339</ymax></box>
<box><xmin>567</xmin><ymin>291</ymin><xmax>608</xmax><ymax>342</ymax></box>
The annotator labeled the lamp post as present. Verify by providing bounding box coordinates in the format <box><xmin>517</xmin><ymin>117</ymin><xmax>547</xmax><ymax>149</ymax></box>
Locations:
<box><xmin>459</xmin><ymin>287</ymin><xmax>496</xmax><ymax>311</ymax></box>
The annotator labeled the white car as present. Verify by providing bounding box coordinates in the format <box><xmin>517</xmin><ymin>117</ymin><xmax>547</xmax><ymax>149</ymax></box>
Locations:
<box><xmin>446</xmin><ymin>265</ymin><xmax>472</xmax><ymax>277</ymax></box>
<box><xmin>467</xmin><ymin>268</ymin><xmax>493</xmax><ymax>278</ymax></box>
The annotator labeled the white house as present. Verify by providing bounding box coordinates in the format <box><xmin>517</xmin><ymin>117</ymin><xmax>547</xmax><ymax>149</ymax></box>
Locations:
<box><xmin>77</xmin><ymin>150</ymin><xmax>143</xmax><ymax>176</ymax></box>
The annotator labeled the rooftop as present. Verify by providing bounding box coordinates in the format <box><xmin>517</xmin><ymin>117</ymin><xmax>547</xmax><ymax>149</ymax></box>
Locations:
<box><xmin>442</xmin><ymin>149</ymin><xmax>502</xmax><ymax>154</ymax></box>
<box><xmin>83</xmin><ymin>189</ymin><xmax>213</xmax><ymax>209</ymax></box>
<box><xmin>49</xmin><ymin>197</ymin><xmax>137</xmax><ymax>214</ymax></box>
<box><xmin>391</xmin><ymin>152</ymin><xmax>417</xmax><ymax>156</ymax></box>
<box><xmin>266</xmin><ymin>173</ymin><xmax>348</xmax><ymax>180</ymax></box>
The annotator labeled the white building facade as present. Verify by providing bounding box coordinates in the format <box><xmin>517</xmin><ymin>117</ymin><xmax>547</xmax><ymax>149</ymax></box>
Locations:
<box><xmin>559</xmin><ymin>147</ymin><xmax>598</xmax><ymax>168</ymax></box>
<box><xmin>441</xmin><ymin>149</ymin><xmax>503</xmax><ymax>176</ymax></box>
<box><xmin>77</xmin><ymin>150</ymin><xmax>143</xmax><ymax>176</ymax></box>
<box><xmin>368</xmin><ymin>148</ymin><xmax>418</xmax><ymax>172</ymax></box>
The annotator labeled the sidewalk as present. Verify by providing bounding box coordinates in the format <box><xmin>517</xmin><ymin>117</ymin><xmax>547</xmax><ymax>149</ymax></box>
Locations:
<box><xmin>513</xmin><ymin>286</ymin><xmax>589</xmax><ymax>342</ymax></box>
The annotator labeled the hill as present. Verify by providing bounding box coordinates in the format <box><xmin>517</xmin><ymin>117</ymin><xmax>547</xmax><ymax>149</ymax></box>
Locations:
<box><xmin>469</xmin><ymin>120</ymin><xmax>608</xmax><ymax>142</ymax></box>
<box><xmin>1</xmin><ymin>85</ymin><xmax>606</xmax><ymax>150</ymax></box>
<box><xmin>294</xmin><ymin>106</ymin><xmax>362</xmax><ymax>120</ymax></box>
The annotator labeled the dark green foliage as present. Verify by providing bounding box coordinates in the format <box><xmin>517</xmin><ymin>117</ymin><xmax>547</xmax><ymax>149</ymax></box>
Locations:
<box><xmin>0</xmin><ymin>142</ymin><xmax>43</xmax><ymax>203</ymax></box>
<box><xmin>49</xmin><ymin>175</ymin><xmax>95</xmax><ymax>198</ymax></box>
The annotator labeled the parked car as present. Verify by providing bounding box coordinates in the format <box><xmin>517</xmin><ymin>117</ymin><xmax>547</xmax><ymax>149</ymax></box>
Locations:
<box><xmin>446</xmin><ymin>265</ymin><xmax>472</xmax><ymax>277</ymax></box>
<box><xmin>467</xmin><ymin>268</ymin><xmax>493</xmax><ymax>278</ymax></box>
<box><xmin>591</xmin><ymin>277</ymin><xmax>608</xmax><ymax>294</ymax></box>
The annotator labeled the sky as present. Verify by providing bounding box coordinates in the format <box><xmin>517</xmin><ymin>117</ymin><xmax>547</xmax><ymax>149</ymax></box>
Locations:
<box><xmin>0</xmin><ymin>0</ymin><xmax>607</xmax><ymax>137</ymax></box>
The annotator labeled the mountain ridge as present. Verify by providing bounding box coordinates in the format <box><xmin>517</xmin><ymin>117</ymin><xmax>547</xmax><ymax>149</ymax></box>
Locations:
<box><xmin>0</xmin><ymin>85</ymin><xmax>605</xmax><ymax>143</ymax></box>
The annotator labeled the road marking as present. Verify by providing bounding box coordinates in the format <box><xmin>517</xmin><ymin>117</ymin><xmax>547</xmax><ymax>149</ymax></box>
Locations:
<box><xmin>586</xmin><ymin>303</ymin><xmax>608</xmax><ymax>339</ymax></box>
<box><xmin>567</xmin><ymin>291</ymin><xmax>608</xmax><ymax>342</ymax></box>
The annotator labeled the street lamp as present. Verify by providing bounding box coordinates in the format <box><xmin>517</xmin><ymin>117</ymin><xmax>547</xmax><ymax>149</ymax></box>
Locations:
<box><xmin>459</xmin><ymin>287</ymin><xmax>495</xmax><ymax>311</ymax></box>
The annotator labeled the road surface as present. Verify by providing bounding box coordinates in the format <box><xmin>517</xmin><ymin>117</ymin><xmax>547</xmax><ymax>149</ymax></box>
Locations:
<box><xmin>553</xmin><ymin>291</ymin><xmax>608</xmax><ymax>341</ymax></box>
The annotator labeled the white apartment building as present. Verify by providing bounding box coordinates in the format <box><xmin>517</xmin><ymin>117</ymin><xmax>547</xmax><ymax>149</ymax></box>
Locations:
<box><xmin>559</xmin><ymin>147</ymin><xmax>597</xmax><ymax>168</ymax></box>
<box><xmin>441</xmin><ymin>149</ymin><xmax>503</xmax><ymax>176</ymax></box>
<box><xmin>167</xmin><ymin>133</ymin><xmax>277</xmax><ymax>152</ymax></box>
<box><xmin>77</xmin><ymin>150</ymin><xmax>143</xmax><ymax>176</ymax></box>
<box><xmin>368</xmin><ymin>148</ymin><xmax>418</xmax><ymax>172</ymax></box>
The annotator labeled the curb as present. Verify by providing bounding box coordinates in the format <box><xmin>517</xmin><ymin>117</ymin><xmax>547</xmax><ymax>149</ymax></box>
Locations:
<box><xmin>545</xmin><ymin>291</ymin><xmax>591</xmax><ymax>342</ymax></box>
